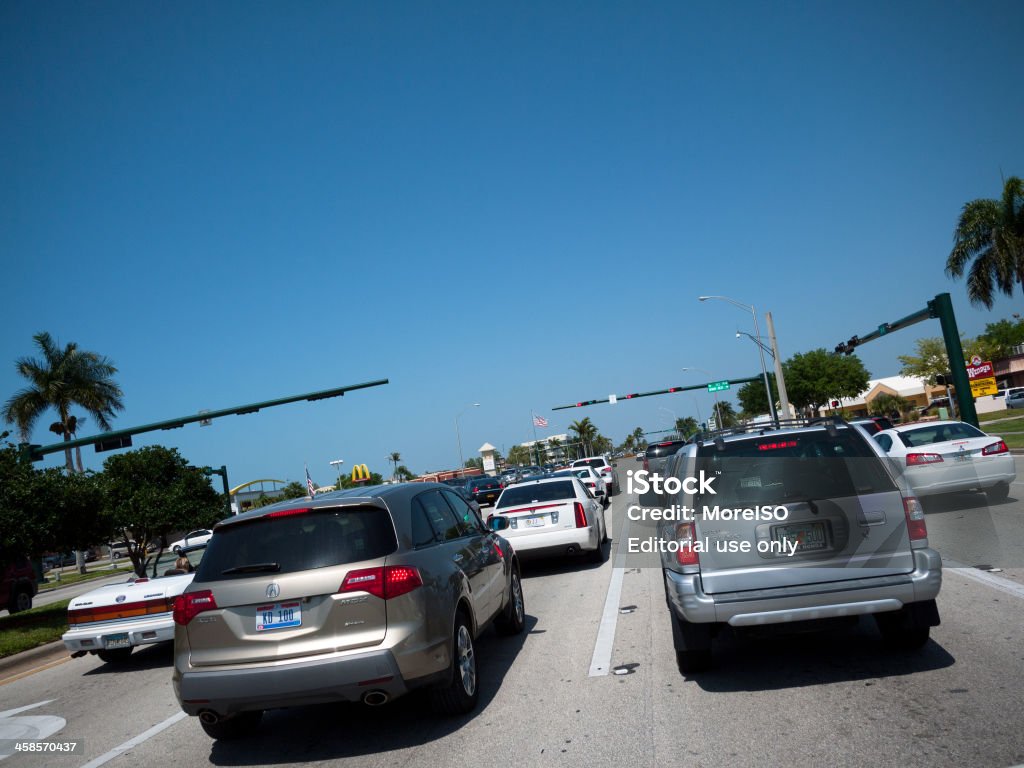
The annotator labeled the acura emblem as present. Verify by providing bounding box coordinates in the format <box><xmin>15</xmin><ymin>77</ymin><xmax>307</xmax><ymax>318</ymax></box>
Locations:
<box><xmin>266</xmin><ymin>583</ymin><xmax>280</xmax><ymax>599</ymax></box>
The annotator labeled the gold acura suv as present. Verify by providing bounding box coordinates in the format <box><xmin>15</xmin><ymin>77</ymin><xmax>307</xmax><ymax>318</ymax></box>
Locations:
<box><xmin>172</xmin><ymin>483</ymin><xmax>525</xmax><ymax>739</ymax></box>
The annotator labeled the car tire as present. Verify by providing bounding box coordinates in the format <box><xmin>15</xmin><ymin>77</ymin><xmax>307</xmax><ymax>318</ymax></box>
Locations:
<box><xmin>97</xmin><ymin>647</ymin><xmax>133</xmax><ymax>664</ymax></box>
<box><xmin>199</xmin><ymin>710</ymin><xmax>263</xmax><ymax>740</ymax></box>
<box><xmin>433</xmin><ymin>612</ymin><xmax>479</xmax><ymax>715</ymax></box>
<box><xmin>495</xmin><ymin>569</ymin><xmax>526</xmax><ymax>636</ymax></box>
<box><xmin>675</xmin><ymin>648</ymin><xmax>712</xmax><ymax>674</ymax></box>
<box><xmin>589</xmin><ymin>522</ymin><xmax>609</xmax><ymax>563</ymax></box>
<box><xmin>9</xmin><ymin>588</ymin><xmax>32</xmax><ymax>614</ymax></box>
<box><xmin>985</xmin><ymin>483</ymin><xmax>1010</xmax><ymax>504</ymax></box>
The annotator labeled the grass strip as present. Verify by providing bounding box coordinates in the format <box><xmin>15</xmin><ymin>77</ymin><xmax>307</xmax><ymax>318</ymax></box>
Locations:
<box><xmin>0</xmin><ymin>599</ymin><xmax>71</xmax><ymax>659</ymax></box>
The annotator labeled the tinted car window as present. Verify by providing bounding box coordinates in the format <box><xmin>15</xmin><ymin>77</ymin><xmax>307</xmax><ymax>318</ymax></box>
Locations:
<box><xmin>197</xmin><ymin>507</ymin><xmax>397</xmax><ymax>579</ymax></box>
<box><xmin>414</xmin><ymin>489</ymin><xmax>465</xmax><ymax>541</ymax></box>
<box><xmin>575</xmin><ymin>458</ymin><xmax>606</xmax><ymax>468</ymax></box>
<box><xmin>647</xmin><ymin>441</ymin><xmax>687</xmax><ymax>458</ymax></box>
<box><xmin>875</xmin><ymin>434</ymin><xmax>893</xmax><ymax>452</ymax></box>
<box><xmin>441</xmin><ymin>489</ymin><xmax>483</xmax><ymax>536</ymax></box>
<box><xmin>497</xmin><ymin>481</ymin><xmax>577</xmax><ymax>507</ymax></box>
<box><xmin>898</xmin><ymin>423</ymin><xmax>984</xmax><ymax>447</ymax></box>
<box><xmin>411</xmin><ymin>506</ymin><xmax>439</xmax><ymax>549</ymax></box>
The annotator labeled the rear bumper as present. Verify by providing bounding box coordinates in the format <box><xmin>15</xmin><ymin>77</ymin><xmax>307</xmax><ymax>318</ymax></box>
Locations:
<box><xmin>503</xmin><ymin>526</ymin><xmax>600</xmax><ymax>557</ymax></box>
<box><xmin>665</xmin><ymin>547</ymin><xmax>943</xmax><ymax>627</ymax></box>
<box><xmin>63</xmin><ymin>615</ymin><xmax>174</xmax><ymax>653</ymax></box>
<box><xmin>174</xmin><ymin>647</ymin><xmax>410</xmax><ymax>717</ymax></box>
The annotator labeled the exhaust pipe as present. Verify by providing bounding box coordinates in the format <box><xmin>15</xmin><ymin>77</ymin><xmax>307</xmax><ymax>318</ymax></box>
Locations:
<box><xmin>363</xmin><ymin>690</ymin><xmax>390</xmax><ymax>707</ymax></box>
<box><xmin>198</xmin><ymin>710</ymin><xmax>221</xmax><ymax>725</ymax></box>
<box><xmin>566</xmin><ymin>545</ymin><xmax>579</xmax><ymax>556</ymax></box>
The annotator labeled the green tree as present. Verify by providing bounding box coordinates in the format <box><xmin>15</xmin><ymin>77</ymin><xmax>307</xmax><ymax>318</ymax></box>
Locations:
<box><xmin>736</xmin><ymin>374</ymin><xmax>778</xmax><ymax>418</ymax></box>
<box><xmin>946</xmin><ymin>176</ymin><xmax>1024</xmax><ymax>309</ymax></box>
<box><xmin>974</xmin><ymin>316</ymin><xmax>1024</xmax><ymax>360</ymax></box>
<box><xmin>464</xmin><ymin>457</ymin><xmax>483</xmax><ymax>470</ymax></box>
<box><xmin>786</xmin><ymin>349</ymin><xmax>871</xmax><ymax>415</ymax></box>
<box><xmin>631</xmin><ymin>427</ymin><xmax>647</xmax><ymax>451</ymax></box>
<box><xmin>100</xmin><ymin>446</ymin><xmax>223</xmax><ymax>577</ymax></box>
<box><xmin>547</xmin><ymin>437</ymin><xmax>563</xmax><ymax>462</ymax></box>
<box><xmin>869</xmin><ymin>393</ymin><xmax>912</xmax><ymax>421</ymax></box>
<box><xmin>714</xmin><ymin>401</ymin><xmax>740</xmax><ymax>428</ymax></box>
<box><xmin>569</xmin><ymin>418</ymin><xmax>598</xmax><ymax>457</ymax></box>
<box><xmin>3</xmin><ymin>332</ymin><xmax>124</xmax><ymax>473</ymax></box>
<box><xmin>395</xmin><ymin>465</ymin><xmax>415</xmax><ymax>481</ymax></box>
<box><xmin>898</xmin><ymin>336</ymin><xmax>984</xmax><ymax>383</ymax></box>
<box><xmin>337</xmin><ymin>471</ymin><xmax>384</xmax><ymax>489</ymax></box>
<box><xmin>388</xmin><ymin>452</ymin><xmax>402</xmax><ymax>481</ymax></box>
<box><xmin>674</xmin><ymin>417</ymin><xmax>699</xmax><ymax>438</ymax></box>
<box><xmin>506</xmin><ymin>445</ymin><xmax>531</xmax><ymax>465</ymax></box>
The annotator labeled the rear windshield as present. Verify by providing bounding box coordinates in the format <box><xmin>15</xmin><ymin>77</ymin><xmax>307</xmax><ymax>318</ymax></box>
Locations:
<box><xmin>648</xmin><ymin>441</ymin><xmax>686</xmax><ymax>458</ymax></box>
<box><xmin>196</xmin><ymin>506</ymin><xmax>397</xmax><ymax>580</ymax></box>
<box><xmin>574</xmin><ymin>458</ymin><xmax>606</xmax><ymax>468</ymax></box>
<box><xmin>694</xmin><ymin>430</ymin><xmax>896</xmax><ymax>505</ymax></box>
<box><xmin>497</xmin><ymin>481</ymin><xmax>577</xmax><ymax>508</ymax></box>
<box><xmin>897</xmin><ymin>422</ymin><xmax>984</xmax><ymax>447</ymax></box>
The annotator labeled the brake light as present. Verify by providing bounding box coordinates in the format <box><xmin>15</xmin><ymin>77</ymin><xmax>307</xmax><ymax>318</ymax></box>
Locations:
<box><xmin>757</xmin><ymin>440</ymin><xmax>799</xmax><ymax>451</ymax></box>
<box><xmin>574</xmin><ymin>502</ymin><xmax>587</xmax><ymax>528</ymax></box>
<box><xmin>903</xmin><ymin>497</ymin><xmax>927</xmax><ymax>541</ymax></box>
<box><xmin>339</xmin><ymin>566</ymin><xmax>423</xmax><ymax>600</ymax></box>
<box><xmin>173</xmin><ymin>590</ymin><xmax>218</xmax><ymax>625</ymax></box>
<box><xmin>473</xmin><ymin>487</ymin><xmax>479</xmax><ymax>493</ymax></box>
<box><xmin>982</xmin><ymin>441</ymin><xmax>1008</xmax><ymax>456</ymax></box>
<box><xmin>266</xmin><ymin>507</ymin><xmax>312</xmax><ymax>518</ymax></box>
<box><xmin>675</xmin><ymin>522</ymin><xmax>699</xmax><ymax>566</ymax></box>
<box><xmin>906</xmin><ymin>453</ymin><xmax>943</xmax><ymax>466</ymax></box>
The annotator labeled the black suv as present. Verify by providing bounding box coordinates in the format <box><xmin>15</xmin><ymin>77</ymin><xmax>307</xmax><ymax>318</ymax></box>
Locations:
<box><xmin>463</xmin><ymin>476</ymin><xmax>503</xmax><ymax>506</ymax></box>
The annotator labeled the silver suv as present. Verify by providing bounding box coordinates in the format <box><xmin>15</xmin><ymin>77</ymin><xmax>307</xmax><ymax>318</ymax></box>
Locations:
<box><xmin>659</xmin><ymin>419</ymin><xmax>941</xmax><ymax>673</ymax></box>
<box><xmin>172</xmin><ymin>483</ymin><xmax>525</xmax><ymax>739</ymax></box>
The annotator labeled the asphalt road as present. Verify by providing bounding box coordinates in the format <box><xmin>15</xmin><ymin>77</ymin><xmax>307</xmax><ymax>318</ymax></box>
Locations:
<box><xmin>2</xmin><ymin>464</ymin><xmax>1023</xmax><ymax>768</ymax></box>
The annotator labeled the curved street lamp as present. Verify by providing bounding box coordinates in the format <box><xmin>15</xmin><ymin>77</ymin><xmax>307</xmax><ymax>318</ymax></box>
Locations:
<box><xmin>698</xmin><ymin>295</ymin><xmax>779</xmax><ymax>427</ymax></box>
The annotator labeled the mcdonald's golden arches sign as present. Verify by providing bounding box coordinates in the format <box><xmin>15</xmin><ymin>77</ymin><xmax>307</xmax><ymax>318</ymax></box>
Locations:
<box><xmin>351</xmin><ymin>464</ymin><xmax>371</xmax><ymax>483</ymax></box>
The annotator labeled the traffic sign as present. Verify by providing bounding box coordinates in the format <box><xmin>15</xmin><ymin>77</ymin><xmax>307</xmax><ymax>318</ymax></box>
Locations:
<box><xmin>970</xmin><ymin>378</ymin><xmax>998</xmax><ymax>397</ymax></box>
<box><xmin>707</xmin><ymin>381</ymin><xmax>730</xmax><ymax>393</ymax></box>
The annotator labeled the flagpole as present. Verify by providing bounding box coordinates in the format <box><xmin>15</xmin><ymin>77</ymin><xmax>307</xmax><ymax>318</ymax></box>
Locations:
<box><xmin>531</xmin><ymin>412</ymin><xmax>539</xmax><ymax>465</ymax></box>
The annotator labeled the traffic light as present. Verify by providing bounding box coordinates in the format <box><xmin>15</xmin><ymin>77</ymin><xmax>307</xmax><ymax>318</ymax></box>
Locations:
<box><xmin>935</xmin><ymin>374</ymin><xmax>947</xmax><ymax>386</ymax></box>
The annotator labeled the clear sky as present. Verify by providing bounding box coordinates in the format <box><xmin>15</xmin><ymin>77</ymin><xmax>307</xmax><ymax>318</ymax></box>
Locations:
<box><xmin>2</xmin><ymin>1</ymin><xmax>1022</xmax><ymax>488</ymax></box>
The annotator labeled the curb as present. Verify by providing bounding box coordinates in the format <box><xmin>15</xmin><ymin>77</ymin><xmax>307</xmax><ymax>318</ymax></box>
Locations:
<box><xmin>0</xmin><ymin>640</ymin><xmax>67</xmax><ymax>679</ymax></box>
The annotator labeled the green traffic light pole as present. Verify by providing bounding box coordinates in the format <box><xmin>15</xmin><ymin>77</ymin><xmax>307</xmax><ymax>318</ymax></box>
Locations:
<box><xmin>17</xmin><ymin>379</ymin><xmax>389</xmax><ymax>463</ymax></box>
<box><xmin>831</xmin><ymin>292</ymin><xmax>977</xmax><ymax>428</ymax></box>
<box><xmin>202</xmin><ymin>465</ymin><xmax>232</xmax><ymax>518</ymax></box>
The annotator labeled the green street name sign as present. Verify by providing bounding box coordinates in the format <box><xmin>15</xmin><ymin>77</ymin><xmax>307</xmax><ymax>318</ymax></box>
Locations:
<box><xmin>707</xmin><ymin>381</ymin><xmax>731</xmax><ymax>393</ymax></box>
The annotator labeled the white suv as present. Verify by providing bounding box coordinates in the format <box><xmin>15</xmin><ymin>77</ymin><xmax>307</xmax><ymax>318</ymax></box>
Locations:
<box><xmin>571</xmin><ymin>457</ymin><xmax>617</xmax><ymax>495</ymax></box>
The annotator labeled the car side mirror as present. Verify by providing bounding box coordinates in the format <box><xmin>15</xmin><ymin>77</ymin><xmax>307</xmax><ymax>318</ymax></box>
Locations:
<box><xmin>488</xmin><ymin>515</ymin><xmax>509</xmax><ymax>531</ymax></box>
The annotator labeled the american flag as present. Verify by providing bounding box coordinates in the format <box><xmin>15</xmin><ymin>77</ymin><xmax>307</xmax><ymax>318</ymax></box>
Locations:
<box><xmin>305</xmin><ymin>465</ymin><xmax>316</xmax><ymax>497</ymax></box>
<box><xmin>533</xmin><ymin>414</ymin><xmax>549</xmax><ymax>428</ymax></box>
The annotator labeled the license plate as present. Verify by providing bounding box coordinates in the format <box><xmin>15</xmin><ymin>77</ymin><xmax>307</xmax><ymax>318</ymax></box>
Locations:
<box><xmin>523</xmin><ymin>516</ymin><xmax>546</xmax><ymax>528</ymax></box>
<box><xmin>103</xmin><ymin>633</ymin><xmax>131</xmax><ymax>649</ymax></box>
<box><xmin>772</xmin><ymin>521</ymin><xmax>828</xmax><ymax>552</ymax></box>
<box><xmin>256</xmin><ymin>601</ymin><xmax>302</xmax><ymax>631</ymax></box>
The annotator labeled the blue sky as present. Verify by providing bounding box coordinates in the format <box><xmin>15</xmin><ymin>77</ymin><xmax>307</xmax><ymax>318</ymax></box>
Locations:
<box><xmin>2</xmin><ymin>1</ymin><xmax>1022</xmax><ymax>488</ymax></box>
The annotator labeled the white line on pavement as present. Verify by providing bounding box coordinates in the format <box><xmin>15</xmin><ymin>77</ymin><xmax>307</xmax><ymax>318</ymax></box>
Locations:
<box><xmin>589</xmin><ymin>501</ymin><xmax>631</xmax><ymax>677</ymax></box>
<box><xmin>944</xmin><ymin>559</ymin><xmax>1024</xmax><ymax>600</ymax></box>
<box><xmin>77</xmin><ymin>712</ymin><xmax>187</xmax><ymax>768</ymax></box>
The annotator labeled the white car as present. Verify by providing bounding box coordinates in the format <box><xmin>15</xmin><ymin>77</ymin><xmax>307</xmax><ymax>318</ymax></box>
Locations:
<box><xmin>873</xmin><ymin>420</ymin><xmax>1015</xmax><ymax>502</ymax></box>
<box><xmin>62</xmin><ymin>545</ymin><xmax>205</xmax><ymax>664</ymax></box>
<box><xmin>553</xmin><ymin>467</ymin><xmax>607</xmax><ymax>505</ymax></box>
<box><xmin>571</xmin><ymin>456</ymin><xmax>618</xmax><ymax>495</ymax></box>
<box><xmin>490</xmin><ymin>476</ymin><xmax>607</xmax><ymax>562</ymax></box>
<box><xmin>170</xmin><ymin>529</ymin><xmax>213</xmax><ymax>552</ymax></box>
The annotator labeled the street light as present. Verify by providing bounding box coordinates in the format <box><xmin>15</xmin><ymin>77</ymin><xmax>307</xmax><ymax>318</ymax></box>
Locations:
<box><xmin>681</xmin><ymin>367</ymin><xmax>724</xmax><ymax>429</ymax></box>
<box><xmin>698</xmin><ymin>295</ymin><xmax>779</xmax><ymax>427</ymax></box>
<box><xmin>329</xmin><ymin>459</ymin><xmax>344</xmax><ymax>485</ymax></box>
<box><xmin>455</xmin><ymin>403</ymin><xmax>480</xmax><ymax>477</ymax></box>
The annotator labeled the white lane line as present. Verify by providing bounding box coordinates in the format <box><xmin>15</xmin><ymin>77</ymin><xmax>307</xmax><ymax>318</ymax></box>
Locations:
<box><xmin>944</xmin><ymin>559</ymin><xmax>1024</xmax><ymax>600</ymax></box>
<box><xmin>77</xmin><ymin>712</ymin><xmax>187</xmax><ymax>768</ymax></box>
<box><xmin>589</xmin><ymin>500</ymin><xmax>631</xmax><ymax>677</ymax></box>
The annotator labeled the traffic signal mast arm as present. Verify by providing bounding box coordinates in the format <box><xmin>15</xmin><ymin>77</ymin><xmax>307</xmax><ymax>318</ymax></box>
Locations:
<box><xmin>552</xmin><ymin>376</ymin><xmax>761</xmax><ymax>411</ymax></box>
<box><xmin>19</xmin><ymin>378</ymin><xmax>389</xmax><ymax>462</ymax></box>
<box><xmin>832</xmin><ymin>306</ymin><xmax>934</xmax><ymax>356</ymax></box>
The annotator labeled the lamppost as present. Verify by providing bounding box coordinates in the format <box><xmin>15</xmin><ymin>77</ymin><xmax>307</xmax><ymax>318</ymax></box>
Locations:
<box><xmin>681</xmin><ymin>366</ymin><xmax>724</xmax><ymax>429</ymax></box>
<box><xmin>698</xmin><ymin>295</ymin><xmax>778</xmax><ymax>427</ymax></box>
<box><xmin>455</xmin><ymin>403</ymin><xmax>480</xmax><ymax>478</ymax></box>
<box><xmin>735</xmin><ymin>328</ymin><xmax>792</xmax><ymax>421</ymax></box>
<box><xmin>329</xmin><ymin>459</ymin><xmax>344</xmax><ymax>486</ymax></box>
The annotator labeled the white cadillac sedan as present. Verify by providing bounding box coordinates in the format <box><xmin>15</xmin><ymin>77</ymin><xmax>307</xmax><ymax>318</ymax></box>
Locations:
<box><xmin>552</xmin><ymin>467</ymin><xmax>607</xmax><ymax>506</ymax></box>
<box><xmin>873</xmin><ymin>420</ymin><xmax>1015</xmax><ymax>502</ymax></box>
<box><xmin>489</xmin><ymin>476</ymin><xmax>608</xmax><ymax>562</ymax></box>
<box><xmin>62</xmin><ymin>544</ymin><xmax>205</xmax><ymax>664</ymax></box>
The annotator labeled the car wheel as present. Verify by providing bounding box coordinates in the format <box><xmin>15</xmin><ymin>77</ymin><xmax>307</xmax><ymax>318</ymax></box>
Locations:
<box><xmin>97</xmin><ymin>647</ymin><xmax>133</xmax><ymax>664</ymax></box>
<box><xmin>985</xmin><ymin>483</ymin><xmax>1010</xmax><ymax>504</ymax></box>
<box><xmin>676</xmin><ymin>648</ymin><xmax>712</xmax><ymax>674</ymax></box>
<box><xmin>9</xmin><ymin>588</ymin><xmax>32</xmax><ymax>614</ymax></box>
<box><xmin>199</xmin><ymin>710</ymin><xmax>263</xmax><ymax>740</ymax></box>
<box><xmin>495</xmin><ymin>569</ymin><xmax>525</xmax><ymax>636</ymax></box>
<box><xmin>589</xmin><ymin>522</ymin><xmax>609</xmax><ymax>563</ymax></box>
<box><xmin>433</xmin><ymin>612</ymin><xmax>479</xmax><ymax>715</ymax></box>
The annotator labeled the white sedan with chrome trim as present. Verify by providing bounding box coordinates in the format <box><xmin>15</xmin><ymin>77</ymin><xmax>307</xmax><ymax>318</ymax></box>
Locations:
<box><xmin>488</xmin><ymin>477</ymin><xmax>608</xmax><ymax>562</ymax></box>
<box><xmin>62</xmin><ymin>545</ymin><xmax>205</xmax><ymax>664</ymax></box>
<box><xmin>873</xmin><ymin>420</ymin><xmax>1016</xmax><ymax>502</ymax></box>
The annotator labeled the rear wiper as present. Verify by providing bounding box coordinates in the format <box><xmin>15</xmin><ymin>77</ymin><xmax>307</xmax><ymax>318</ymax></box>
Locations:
<box><xmin>221</xmin><ymin>562</ymin><xmax>281</xmax><ymax>575</ymax></box>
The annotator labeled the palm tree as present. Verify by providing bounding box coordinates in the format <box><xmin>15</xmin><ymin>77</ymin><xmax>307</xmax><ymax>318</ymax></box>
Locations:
<box><xmin>547</xmin><ymin>437</ymin><xmax>563</xmax><ymax>463</ymax></box>
<box><xmin>388</xmin><ymin>451</ymin><xmax>402</xmax><ymax>481</ymax></box>
<box><xmin>569</xmin><ymin>418</ymin><xmax>597</xmax><ymax>457</ymax></box>
<box><xmin>675</xmin><ymin>416</ymin><xmax>698</xmax><ymax>439</ymax></box>
<box><xmin>715</xmin><ymin>401</ymin><xmax>740</xmax><ymax>428</ymax></box>
<box><xmin>3</xmin><ymin>332</ymin><xmax>124</xmax><ymax>472</ymax></box>
<box><xmin>947</xmin><ymin>176</ymin><xmax>1024</xmax><ymax>308</ymax></box>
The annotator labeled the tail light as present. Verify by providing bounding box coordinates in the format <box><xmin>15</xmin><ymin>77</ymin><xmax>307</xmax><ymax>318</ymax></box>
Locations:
<box><xmin>675</xmin><ymin>522</ymin><xmax>699</xmax><ymax>566</ymax></box>
<box><xmin>340</xmin><ymin>566</ymin><xmax>423</xmax><ymax>600</ymax></box>
<box><xmin>574</xmin><ymin>502</ymin><xmax>587</xmax><ymax>528</ymax></box>
<box><xmin>982</xmin><ymin>441</ymin><xmax>1008</xmax><ymax>456</ymax></box>
<box><xmin>903</xmin><ymin>497</ymin><xmax>927</xmax><ymax>541</ymax></box>
<box><xmin>906</xmin><ymin>453</ymin><xmax>943</xmax><ymax>466</ymax></box>
<box><xmin>643</xmin><ymin>457</ymin><xmax>650</xmax><ymax>472</ymax></box>
<box><xmin>173</xmin><ymin>590</ymin><xmax>218</xmax><ymax>625</ymax></box>
<box><xmin>473</xmin><ymin>487</ymin><xmax>479</xmax><ymax>493</ymax></box>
